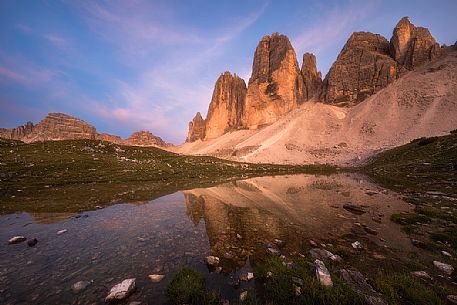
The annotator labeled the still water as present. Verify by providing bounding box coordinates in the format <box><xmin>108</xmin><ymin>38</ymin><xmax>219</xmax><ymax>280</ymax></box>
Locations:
<box><xmin>0</xmin><ymin>173</ymin><xmax>412</xmax><ymax>304</ymax></box>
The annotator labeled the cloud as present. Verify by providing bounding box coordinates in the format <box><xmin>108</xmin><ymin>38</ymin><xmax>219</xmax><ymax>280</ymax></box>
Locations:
<box><xmin>44</xmin><ymin>33</ymin><xmax>70</xmax><ymax>50</ymax></box>
<box><xmin>292</xmin><ymin>0</ymin><xmax>379</xmax><ymax>71</ymax></box>
<box><xmin>0</xmin><ymin>53</ymin><xmax>55</xmax><ymax>86</ymax></box>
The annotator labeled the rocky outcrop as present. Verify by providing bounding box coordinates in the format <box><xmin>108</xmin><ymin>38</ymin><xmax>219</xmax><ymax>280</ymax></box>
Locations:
<box><xmin>242</xmin><ymin>33</ymin><xmax>306</xmax><ymax>128</ymax></box>
<box><xmin>186</xmin><ymin>112</ymin><xmax>206</xmax><ymax>142</ymax></box>
<box><xmin>125</xmin><ymin>131</ymin><xmax>168</xmax><ymax>147</ymax></box>
<box><xmin>321</xmin><ymin>32</ymin><xmax>398</xmax><ymax>106</ymax></box>
<box><xmin>301</xmin><ymin>53</ymin><xmax>322</xmax><ymax>100</ymax></box>
<box><xmin>96</xmin><ymin>133</ymin><xmax>123</xmax><ymax>144</ymax></box>
<box><xmin>0</xmin><ymin>121</ymin><xmax>34</xmax><ymax>140</ymax></box>
<box><xmin>390</xmin><ymin>17</ymin><xmax>442</xmax><ymax>70</ymax></box>
<box><xmin>22</xmin><ymin>113</ymin><xmax>96</xmax><ymax>143</ymax></box>
<box><xmin>204</xmin><ymin>72</ymin><xmax>247</xmax><ymax>140</ymax></box>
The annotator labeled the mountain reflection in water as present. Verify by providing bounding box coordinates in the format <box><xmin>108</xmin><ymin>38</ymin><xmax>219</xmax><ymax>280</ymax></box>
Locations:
<box><xmin>0</xmin><ymin>174</ymin><xmax>412</xmax><ymax>305</ymax></box>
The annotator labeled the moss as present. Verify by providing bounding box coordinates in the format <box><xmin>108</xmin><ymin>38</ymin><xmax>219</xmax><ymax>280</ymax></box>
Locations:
<box><xmin>390</xmin><ymin>212</ymin><xmax>432</xmax><ymax>225</ymax></box>
<box><xmin>371</xmin><ymin>272</ymin><xmax>445</xmax><ymax>305</ymax></box>
<box><xmin>166</xmin><ymin>267</ymin><xmax>220</xmax><ymax>305</ymax></box>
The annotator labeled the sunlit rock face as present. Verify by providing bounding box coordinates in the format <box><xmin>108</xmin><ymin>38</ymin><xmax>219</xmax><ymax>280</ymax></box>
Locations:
<box><xmin>96</xmin><ymin>133</ymin><xmax>123</xmax><ymax>144</ymax></box>
<box><xmin>183</xmin><ymin>174</ymin><xmax>412</xmax><ymax>271</ymax></box>
<box><xmin>204</xmin><ymin>72</ymin><xmax>247</xmax><ymax>140</ymax></box>
<box><xmin>125</xmin><ymin>131</ymin><xmax>168</xmax><ymax>147</ymax></box>
<box><xmin>390</xmin><ymin>17</ymin><xmax>442</xmax><ymax>70</ymax></box>
<box><xmin>0</xmin><ymin>121</ymin><xmax>34</xmax><ymax>140</ymax></box>
<box><xmin>242</xmin><ymin>33</ymin><xmax>306</xmax><ymax>128</ymax></box>
<box><xmin>22</xmin><ymin>113</ymin><xmax>96</xmax><ymax>143</ymax></box>
<box><xmin>321</xmin><ymin>32</ymin><xmax>398</xmax><ymax>107</ymax></box>
<box><xmin>186</xmin><ymin>112</ymin><xmax>206</xmax><ymax>142</ymax></box>
<box><xmin>301</xmin><ymin>52</ymin><xmax>322</xmax><ymax>100</ymax></box>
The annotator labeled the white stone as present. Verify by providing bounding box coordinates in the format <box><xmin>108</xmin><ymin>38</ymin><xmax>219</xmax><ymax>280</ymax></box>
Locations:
<box><xmin>240</xmin><ymin>291</ymin><xmax>248</xmax><ymax>301</ymax></box>
<box><xmin>105</xmin><ymin>278</ymin><xmax>136</xmax><ymax>302</ymax></box>
<box><xmin>352</xmin><ymin>241</ymin><xmax>363</xmax><ymax>250</ymax></box>
<box><xmin>411</xmin><ymin>271</ymin><xmax>432</xmax><ymax>280</ymax></box>
<box><xmin>57</xmin><ymin>229</ymin><xmax>67</xmax><ymax>235</ymax></box>
<box><xmin>433</xmin><ymin>261</ymin><xmax>454</xmax><ymax>275</ymax></box>
<box><xmin>8</xmin><ymin>236</ymin><xmax>26</xmax><ymax>244</ymax></box>
<box><xmin>314</xmin><ymin>259</ymin><xmax>333</xmax><ymax>287</ymax></box>
<box><xmin>441</xmin><ymin>251</ymin><xmax>452</xmax><ymax>257</ymax></box>
<box><xmin>205</xmin><ymin>255</ymin><xmax>220</xmax><ymax>266</ymax></box>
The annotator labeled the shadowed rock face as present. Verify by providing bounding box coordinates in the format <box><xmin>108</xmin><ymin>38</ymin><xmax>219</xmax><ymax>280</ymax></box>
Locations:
<box><xmin>301</xmin><ymin>53</ymin><xmax>322</xmax><ymax>100</ymax></box>
<box><xmin>321</xmin><ymin>32</ymin><xmax>398</xmax><ymax>106</ymax></box>
<box><xmin>390</xmin><ymin>17</ymin><xmax>442</xmax><ymax>70</ymax></box>
<box><xmin>204</xmin><ymin>72</ymin><xmax>247</xmax><ymax>140</ymax></box>
<box><xmin>242</xmin><ymin>33</ymin><xmax>306</xmax><ymax>128</ymax></box>
<box><xmin>186</xmin><ymin>112</ymin><xmax>206</xmax><ymax>142</ymax></box>
<box><xmin>126</xmin><ymin>131</ymin><xmax>168</xmax><ymax>147</ymax></box>
<box><xmin>22</xmin><ymin>113</ymin><xmax>96</xmax><ymax>143</ymax></box>
<box><xmin>0</xmin><ymin>121</ymin><xmax>34</xmax><ymax>140</ymax></box>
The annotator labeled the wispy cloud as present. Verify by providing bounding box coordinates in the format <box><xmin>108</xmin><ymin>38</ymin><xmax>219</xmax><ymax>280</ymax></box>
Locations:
<box><xmin>0</xmin><ymin>53</ymin><xmax>55</xmax><ymax>86</ymax></box>
<box><xmin>44</xmin><ymin>33</ymin><xmax>70</xmax><ymax>50</ymax></box>
<box><xmin>292</xmin><ymin>0</ymin><xmax>379</xmax><ymax>72</ymax></box>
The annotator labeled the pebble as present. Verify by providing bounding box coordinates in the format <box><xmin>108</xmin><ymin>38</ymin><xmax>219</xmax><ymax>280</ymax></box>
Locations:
<box><xmin>105</xmin><ymin>278</ymin><xmax>136</xmax><ymax>302</ymax></box>
<box><xmin>71</xmin><ymin>280</ymin><xmax>92</xmax><ymax>293</ymax></box>
<box><xmin>240</xmin><ymin>272</ymin><xmax>254</xmax><ymax>281</ymax></box>
<box><xmin>57</xmin><ymin>229</ymin><xmax>67</xmax><ymax>235</ymax></box>
<box><xmin>442</xmin><ymin>251</ymin><xmax>452</xmax><ymax>257</ymax></box>
<box><xmin>205</xmin><ymin>256</ymin><xmax>220</xmax><ymax>266</ymax></box>
<box><xmin>8</xmin><ymin>236</ymin><xmax>26</xmax><ymax>244</ymax></box>
<box><xmin>148</xmin><ymin>274</ymin><xmax>165</xmax><ymax>283</ymax></box>
<box><xmin>351</xmin><ymin>241</ymin><xmax>363</xmax><ymax>250</ymax></box>
<box><xmin>447</xmin><ymin>295</ymin><xmax>457</xmax><ymax>304</ymax></box>
<box><xmin>266</xmin><ymin>247</ymin><xmax>281</xmax><ymax>256</ymax></box>
<box><xmin>411</xmin><ymin>271</ymin><xmax>433</xmax><ymax>280</ymax></box>
<box><xmin>240</xmin><ymin>291</ymin><xmax>248</xmax><ymax>301</ymax></box>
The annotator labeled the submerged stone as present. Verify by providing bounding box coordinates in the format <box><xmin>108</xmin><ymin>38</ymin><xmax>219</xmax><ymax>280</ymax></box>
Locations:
<box><xmin>71</xmin><ymin>280</ymin><xmax>92</xmax><ymax>293</ymax></box>
<box><xmin>8</xmin><ymin>236</ymin><xmax>26</xmax><ymax>244</ymax></box>
<box><xmin>105</xmin><ymin>278</ymin><xmax>136</xmax><ymax>302</ymax></box>
<box><xmin>205</xmin><ymin>256</ymin><xmax>220</xmax><ymax>266</ymax></box>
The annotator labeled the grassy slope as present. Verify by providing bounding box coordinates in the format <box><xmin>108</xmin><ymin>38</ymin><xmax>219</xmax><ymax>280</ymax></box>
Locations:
<box><xmin>0</xmin><ymin>139</ymin><xmax>334</xmax><ymax>214</ymax></box>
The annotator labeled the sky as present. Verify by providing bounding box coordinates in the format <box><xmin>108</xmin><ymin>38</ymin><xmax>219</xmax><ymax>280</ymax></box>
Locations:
<box><xmin>0</xmin><ymin>0</ymin><xmax>456</xmax><ymax>144</ymax></box>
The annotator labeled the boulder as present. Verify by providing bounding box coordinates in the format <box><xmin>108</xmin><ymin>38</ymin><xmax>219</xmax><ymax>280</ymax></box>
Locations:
<box><xmin>204</xmin><ymin>72</ymin><xmax>247</xmax><ymax>140</ymax></box>
<box><xmin>242</xmin><ymin>33</ymin><xmax>306</xmax><ymax>128</ymax></box>
<box><xmin>390</xmin><ymin>17</ymin><xmax>442</xmax><ymax>70</ymax></box>
<box><xmin>433</xmin><ymin>260</ymin><xmax>454</xmax><ymax>275</ymax></box>
<box><xmin>186</xmin><ymin>112</ymin><xmax>206</xmax><ymax>142</ymax></box>
<box><xmin>321</xmin><ymin>32</ymin><xmax>397</xmax><ymax>106</ymax></box>
<box><xmin>105</xmin><ymin>278</ymin><xmax>136</xmax><ymax>302</ymax></box>
<box><xmin>340</xmin><ymin>269</ymin><xmax>387</xmax><ymax>305</ymax></box>
<box><xmin>314</xmin><ymin>259</ymin><xmax>333</xmax><ymax>287</ymax></box>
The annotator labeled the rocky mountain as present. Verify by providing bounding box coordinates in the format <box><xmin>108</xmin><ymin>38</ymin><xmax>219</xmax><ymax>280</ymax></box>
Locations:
<box><xmin>321</xmin><ymin>32</ymin><xmax>398</xmax><ymax>106</ymax></box>
<box><xmin>185</xmin><ymin>16</ymin><xmax>446</xmax><ymax>144</ymax></box>
<box><xmin>0</xmin><ymin>121</ymin><xmax>34</xmax><ymax>140</ymax></box>
<box><xmin>186</xmin><ymin>112</ymin><xmax>206</xmax><ymax>142</ymax></box>
<box><xmin>242</xmin><ymin>33</ymin><xmax>306</xmax><ymax>128</ymax></box>
<box><xmin>21</xmin><ymin>113</ymin><xmax>97</xmax><ymax>143</ymax></box>
<box><xmin>390</xmin><ymin>17</ymin><xmax>442</xmax><ymax>70</ymax></box>
<box><xmin>0</xmin><ymin>113</ymin><xmax>169</xmax><ymax>148</ymax></box>
<box><xmin>125</xmin><ymin>131</ymin><xmax>169</xmax><ymax>147</ymax></box>
<box><xmin>301</xmin><ymin>52</ymin><xmax>322</xmax><ymax>100</ymax></box>
<box><xmin>204</xmin><ymin>72</ymin><xmax>247</xmax><ymax>140</ymax></box>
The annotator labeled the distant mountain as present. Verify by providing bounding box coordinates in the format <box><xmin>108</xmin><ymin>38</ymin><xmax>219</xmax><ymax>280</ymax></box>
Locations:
<box><xmin>178</xmin><ymin>17</ymin><xmax>457</xmax><ymax>165</ymax></box>
<box><xmin>0</xmin><ymin>112</ymin><xmax>171</xmax><ymax>148</ymax></box>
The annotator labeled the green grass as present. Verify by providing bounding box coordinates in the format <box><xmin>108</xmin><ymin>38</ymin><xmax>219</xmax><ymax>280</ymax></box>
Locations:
<box><xmin>0</xmin><ymin>139</ymin><xmax>335</xmax><ymax>214</ymax></box>
<box><xmin>166</xmin><ymin>267</ymin><xmax>220</xmax><ymax>305</ymax></box>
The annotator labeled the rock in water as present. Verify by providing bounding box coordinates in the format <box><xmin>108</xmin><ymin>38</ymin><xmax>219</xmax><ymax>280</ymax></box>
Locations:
<box><xmin>433</xmin><ymin>261</ymin><xmax>454</xmax><ymax>275</ymax></box>
<box><xmin>105</xmin><ymin>278</ymin><xmax>136</xmax><ymax>302</ymax></box>
<box><xmin>314</xmin><ymin>259</ymin><xmax>333</xmax><ymax>287</ymax></box>
<box><xmin>205</xmin><ymin>256</ymin><xmax>220</xmax><ymax>266</ymax></box>
<box><xmin>390</xmin><ymin>17</ymin><xmax>442</xmax><ymax>70</ymax></box>
<box><xmin>8</xmin><ymin>236</ymin><xmax>26</xmax><ymax>244</ymax></box>
<box><xmin>71</xmin><ymin>280</ymin><xmax>92</xmax><ymax>293</ymax></box>
<box><xmin>321</xmin><ymin>32</ymin><xmax>397</xmax><ymax>107</ymax></box>
<box><xmin>340</xmin><ymin>269</ymin><xmax>387</xmax><ymax>305</ymax></box>
<box><xmin>186</xmin><ymin>112</ymin><xmax>206</xmax><ymax>142</ymax></box>
<box><xmin>242</xmin><ymin>33</ymin><xmax>306</xmax><ymax>128</ymax></box>
<box><xmin>301</xmin><ymin>53</ymin><xmax>322</xmax><ymax>100</ymax></box>
<box><xmin>57</xmin><ymin>229</ymin><xmax>67</xmax><ymax>235</ymax></box>
<box><xmin>204</xmin><ymin>72</ymin><xmax>247</xmax><ymax>140</ymax></box>
<box><xmin>148</xmin><ymin>274</ymin><xmax>165</xmax><ymax>283</ymax></box>
<box><xmin>343</xmin><ymin>203</ymin><xmax>368</xmax><ymax>214</ymax></box>
<box><xmin>27</xmin><ymin>238</ymin><xmax>38</xmax><ymax>247</ymax></box>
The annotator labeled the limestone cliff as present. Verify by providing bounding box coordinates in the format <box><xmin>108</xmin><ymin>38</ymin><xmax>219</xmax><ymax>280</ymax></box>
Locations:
<box><xmin>204</xmin><ymin>72</ymin><xmax>247</xmax><ymax>140</ymax></box>
<box><xmin>125</xmin><ymin>131</ymin><xmax>169</xmax><ymax>147</ymax></box>
<box><xmin>390</xmin><ymin>17</ymin><xmax>442</xmax><ymax>70</ymax></box>
<box><xmin>241</xmin><ymin>33</ymin><xmax>306</xmax><ymax>128</ymax></box>
<box><xmin>301</xmin><ymin>53</ymin><xmax>322</xmax><ymax>100</ymax></box>
<box><xmin>0</xmin><ymin>121</ymin><xmax>34</xmax><ymax>140</ymax></box>
<box><xmin>186</xmin><ymin>112</ymin><xmax>206</xmax><ymax>142</ymax></box>
<box><xmin>321</xmin><ymin>32</ymin><xmax>398</xmax><ymax>106</ymax></box>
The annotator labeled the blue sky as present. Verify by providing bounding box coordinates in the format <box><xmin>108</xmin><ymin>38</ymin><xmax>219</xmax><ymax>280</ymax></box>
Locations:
<box><xmin>0</xmin><ymin>0</ymin><xmax>456</xmax><ymax>143</ymax></box>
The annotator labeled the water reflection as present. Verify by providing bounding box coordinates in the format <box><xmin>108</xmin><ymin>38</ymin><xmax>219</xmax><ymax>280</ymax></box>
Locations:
<box><xmin>0</xmin><ymin>174</ymin><xmax>412</xmax><ymax>305</ymax></box>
